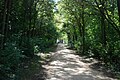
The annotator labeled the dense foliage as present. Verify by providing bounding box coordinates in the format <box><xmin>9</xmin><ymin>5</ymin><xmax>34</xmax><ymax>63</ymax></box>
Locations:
<box><xmin>0</xmin><ymin>0</ymin><xmax>57</xmax><ymax>79</ymax></box>
<box><xmin>0</xmin><ymin>0</ymin><xmax>120</xmax><ymax>79</ymax></box>
<box><xmin>57</xmin><ymin>0</ymin><xmax>120</xmax><ymax>72</ymax></box>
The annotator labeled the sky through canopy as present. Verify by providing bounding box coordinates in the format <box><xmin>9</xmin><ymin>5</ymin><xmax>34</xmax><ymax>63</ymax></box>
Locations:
<box><xmin>54</xmin><ymin>0</ymin><xmax>60</xmax><ymax>3</ymax></box>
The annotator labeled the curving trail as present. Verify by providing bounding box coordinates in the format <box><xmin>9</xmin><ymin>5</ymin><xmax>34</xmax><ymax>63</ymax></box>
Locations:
<box><xmin>44</xmin><ymin>44</ymin><xmax>117</xmax><ymax>80</ymax></box>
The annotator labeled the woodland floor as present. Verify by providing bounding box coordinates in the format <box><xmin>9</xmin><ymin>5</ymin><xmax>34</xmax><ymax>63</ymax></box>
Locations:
<box><xmin>43</xmin><ymin>44</ymin><xmax>118</xmax><ymax>80</ymax></box>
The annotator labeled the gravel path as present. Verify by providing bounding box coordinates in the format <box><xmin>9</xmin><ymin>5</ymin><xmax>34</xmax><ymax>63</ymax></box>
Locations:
<box><xmin>44</xmin><ymin>44</ymin><xmax>117</xmax><ymax>80</ymax></box>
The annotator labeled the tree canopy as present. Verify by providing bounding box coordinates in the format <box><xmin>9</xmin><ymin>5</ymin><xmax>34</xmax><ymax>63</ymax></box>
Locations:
<box><xmin>56</xmin><ymin>0</ymin><xmax>120</xmax><ymax>74</ymax></box>
<box><xmin>0</xmin><ymin>0</ymin><xmax>120</xmax><ymax>79</ymax></box>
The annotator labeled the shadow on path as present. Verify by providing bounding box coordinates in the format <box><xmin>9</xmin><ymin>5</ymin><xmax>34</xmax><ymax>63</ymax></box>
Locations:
<box><xmin>44</xmin><ymin>44</ymin><xmax>117</xmax><ymax>80</ymax></box>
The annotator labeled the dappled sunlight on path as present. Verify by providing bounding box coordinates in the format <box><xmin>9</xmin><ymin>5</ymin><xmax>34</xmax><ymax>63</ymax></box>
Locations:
<box><xmin>44</xmin><ymin>44</ymin><xmax>117</xmax><ymax>80</ymax></box>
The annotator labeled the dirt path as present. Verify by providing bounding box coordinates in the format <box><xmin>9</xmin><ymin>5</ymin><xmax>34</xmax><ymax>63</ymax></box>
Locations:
<box><xmin>44</xmin><ymin>44</ymin><xmax>117</xmax><ymax>80</ymax></box>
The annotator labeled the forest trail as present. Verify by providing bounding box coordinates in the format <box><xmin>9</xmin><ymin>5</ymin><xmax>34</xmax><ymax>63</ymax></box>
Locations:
<box><xmin>44</xmin><ymin>44</ymin><xmax>117</xmax><ymax>80</ymax></box>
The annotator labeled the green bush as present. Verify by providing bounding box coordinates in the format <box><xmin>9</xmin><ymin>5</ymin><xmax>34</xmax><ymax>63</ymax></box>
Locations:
<box><xmin>0</xmin><ymin>42</ymin><xmax>22</xmax><ymax>80</ymax></box>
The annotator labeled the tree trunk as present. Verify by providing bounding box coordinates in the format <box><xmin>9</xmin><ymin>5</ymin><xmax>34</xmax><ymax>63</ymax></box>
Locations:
<box><xmin>81</xmin><ymin>1</ymin><xmax>85</xmax><ymax>54</ymax></box>
<box><xmin>5</xmin><ymin>0</ymin><xmax>12</xmax><ymax>41</ymax></box>
<box><xmin>101</xmin><ymin>0</ymin><xmax>106</xmax><ymax>46</ymax></box>
<box><xmin>1</xmin><ymin>0</ymin><xmax>9</xmax><ymax>49</ymax></box>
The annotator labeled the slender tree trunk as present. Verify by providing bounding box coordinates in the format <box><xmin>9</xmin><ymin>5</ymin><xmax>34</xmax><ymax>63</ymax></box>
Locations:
<box><xmin>1</xmin><ymin>0</ymin><xmax>8</xmax><ymax>49</ymax></box>
<box><xmin>81</xmin><ymin>1</ymin><xmax>85</xmax><ymax>54</ymax></box>
<box><xmin>101</xmin><ymin>15</ymin><xmax>106</xmax><ymax>46</ymax></box>
<box><xmin>5</xmin><ymin>0</ymin><xmax>11</xmax><ymax>41</ymax></box>
<box><xmin>33</xmin><ymin>1</ymin><xmax>38</xmax><ymax>37</ymax></box>
<box><xmin>101</xmin><ymin>0</ymin><xmax>106</xmax><ymax>46</ymax></box>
